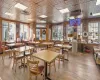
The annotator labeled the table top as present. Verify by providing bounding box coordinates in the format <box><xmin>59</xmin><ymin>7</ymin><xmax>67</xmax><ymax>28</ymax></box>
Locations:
<box><xmin>27</xmin><ymin>41</ymin><xmax>40</xmax><ymax>44</ymax></box>
<box><xmin>6</xmin><ymin>43</ymin><xmax>24</xmax><ymax>47</ymax></box>
<box><xmin>14</xmin><ymin>46</ymin><xmax>33</xmax><ymax>52</ymax></box>
<box><xmin>32</xmin><ymin>50</ymin><xmax>59</xmax><ymax>63</ymax></box>
<box><xmin>41</xmin><ymin>42</ymin><xmax>54</xmax><ymax>45</ymax></box>
<box><xmin>54</xmin><ymin>44</ymin><xmax>72</xmax><ymax>49</ymax></box>
<box><xmin>5</xmin><ymin>41</ymin><xmax>15</xmax><ymax>44</ymax></box>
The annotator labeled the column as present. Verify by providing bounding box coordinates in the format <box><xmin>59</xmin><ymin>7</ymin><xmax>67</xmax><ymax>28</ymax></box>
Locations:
<box><xmin>30</xmin><ymin>22</ymin><xmax>36</xmax><ymax>41</ymax></box>
<box><xmin>16</xmin><ymin>22</ymin><xmax>20</xmax><ymax>41</ymax></box>
<box><xmin>46</xmin><ymin>24</ymin><xmax>49</xmax><ymax>41</ymax></box>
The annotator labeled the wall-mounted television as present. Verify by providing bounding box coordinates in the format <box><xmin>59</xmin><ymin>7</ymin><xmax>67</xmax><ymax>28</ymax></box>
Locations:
<box><xmin>69</xmin><ymin>18</ymin><xmax>81</xmax><ymax>26</ymax></box>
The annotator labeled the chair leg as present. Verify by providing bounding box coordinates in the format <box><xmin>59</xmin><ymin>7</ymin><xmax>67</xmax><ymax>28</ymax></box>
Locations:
<box><xmin>15</xmin><ymin>61</ymin><xmax>17</xmax><ymax>72</ymax></box>
<box><xmin>58</xmin><ymin>58</ymin><xmax>60</xmax><ymax>68</ymax></box>
<box><xmin>29</xmin><ymin>73</ymin><xmax>32</xmax><ymax>80</ymax></box>
<box><xmin>35</xmin><ymin>76</ymin><xmax>37</xmax><ymax>80</ymax></box>
<box><xmin>12</xmin><ymin>60</ymin><xmax>15</xmax><ymax>69</ymax></box>
<box><xmin>54</xmin><ymin>61</ymin><xmax>56</xmax><ymax>72</ymax></box>
<box><xmin>63</xmin><ymin>57</ymin><xmax>65</xmax><ymax>66</ymax></box>
<box><xmin>49</xmin><ymin>65</ymin><xmax>51</xmax><ymax>75</ymax></box>
<box><xmin>67</xmin><ymin>51</ymin><xmax>69</xmax><ymax>60</ymax></box>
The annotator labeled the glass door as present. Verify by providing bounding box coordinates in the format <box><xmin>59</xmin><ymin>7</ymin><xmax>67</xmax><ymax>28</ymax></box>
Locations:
<box><xmin>36</xmin><ymin>28</ymin><xmax>46</xmax><ymax>41</ymax></box>
<box><xmin>36</xmin><ymin>29</ymin><xmax>41</xmax><ymax>40</ymax></box>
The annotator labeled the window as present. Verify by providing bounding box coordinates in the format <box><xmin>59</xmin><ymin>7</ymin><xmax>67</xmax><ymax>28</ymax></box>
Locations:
<box><xmin>2</xmin><ymin>21</ymin><xmax>16</xmax><ymax>41</ymax></box>
<box><xmin>52</xmin><ymin>24</ymin><xmax>63</xmax><ymax>41</ymax></box>
<box><xmin>9</xmin><ymin>22</ymin><xmax>16</xmax><ymax>41</ymax></box>
<box><xmin>20</xmin><ymin>23</ymin><xmax>29</xmax><ymax>40</ymax></box>
<box><xmin>88</xmin><ymin>22</ymin><xmax>99</xmax><ymax>43</ymax></box>
<box><xmin>66</xmin><ymin>24</ymin><xmax>82</xmax><ymax>42</ymax></box>
<box><xmin>36</xmin><ymin>29</ymin><xmax>41</xmax><ymax>40</ymax></box>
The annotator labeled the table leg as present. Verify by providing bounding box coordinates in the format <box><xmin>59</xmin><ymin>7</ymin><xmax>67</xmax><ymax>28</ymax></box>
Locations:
<box><xmin>19</xmin><ymin>52</ymin><xmax>27</xmax><ymax>68</ymax></box>
<box><xmin>47</xmin><ymin>45</ymin><xmax>48</xmax><ymax>49</ymax></box>
<box><xmin>45</xmin><ymin>62</ymin><xmax>51</xmax><ymax>80</ymax></box>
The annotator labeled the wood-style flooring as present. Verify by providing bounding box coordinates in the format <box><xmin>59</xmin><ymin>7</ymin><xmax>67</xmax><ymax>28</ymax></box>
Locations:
<box><xmin>0</xmin><ymin>51</ymin><xmax>100</xmax><ymax>80</ymax></box>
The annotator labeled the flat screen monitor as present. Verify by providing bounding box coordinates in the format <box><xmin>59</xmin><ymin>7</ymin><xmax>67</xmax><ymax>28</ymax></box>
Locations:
<box><xmin>69</xmin><ymin>18</ymin><xmax>81</xmax><ymax>26</ymax></box>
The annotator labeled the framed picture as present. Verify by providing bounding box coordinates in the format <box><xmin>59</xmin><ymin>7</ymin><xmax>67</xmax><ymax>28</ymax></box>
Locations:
<box><xmin>83</xmin><ymin>31</ymin><xmax>88</xmax><ymax>37</ymax></box>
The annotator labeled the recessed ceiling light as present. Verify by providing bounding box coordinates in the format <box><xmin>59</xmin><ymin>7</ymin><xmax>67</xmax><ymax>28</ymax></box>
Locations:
<box><xmin>39</xmin><ymin>15</ymin><xmax>47</xmax><ymax>18</ymax></box>
<box><xmin>59</xmin><ymin>8</ymin><xmax>69</xmax><ymax>13</ymax></box>
<box><xmin>28</xmin><ymin>19</ymin><xmax>33</xmax><ymax>21</ymax></box>
<box><xmin>37</xmin><ymin>20</ymin><xmax>46</xmax><ymax>23</ymax></box>
<box><xmin>0</xmin><ymin>77</ymin><xmax>2</xmax><ymax>80</ymax></box>
<box><xmin>40</xmin><ymin>21</ymin><xmax>46</xmax><ymax>23</ymax></box>
<box><xmin>5</xmin><ymin>12</ymin><xmax>13</xmax><ymax>16</ymax></box>
<box><xmin>14</xmin><ymin>3</ymin><xmax>27</xmax><ymax>10</ymax></box>
<box><xmin>93</xmin><ymin>13</ymin><xmax>100</xmax><ymax>16</ymax></box>
<box><xmin>96</xmin><ymin>0</ymin><xmax>100</xmax><ymax>5</ymax></box>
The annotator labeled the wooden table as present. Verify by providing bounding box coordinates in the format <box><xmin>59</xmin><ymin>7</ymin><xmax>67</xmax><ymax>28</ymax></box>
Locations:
<box><xmin>54</xmin><ymin>44</ymin><xmax>72</xmax><ymax>61</ymax></box>
<box><xmin>27</xmin><ymin>41</ymin><xmax>40</xmax><ymax>52</ymax></box>
<box><xmin>33</xmin><ymin>50</ymin><xmax>59</xmax><ymax>80</ymax></box>
<box><xmin>41</xmin><ymin>42</ymin><xmax>54</xmax><ymax>49</ymax></box>
<box><xmin>27</xmin><ymin>41</ymin><xmax>40</xmax><ymax>45</ymax></box>
<box><xmin>54</xmin><ymin>44</ymin><xmax>72</xmax><ymax>50</ymax></box>
<box><xmin>14</xmin><ymin>46</ymin><xmax>33</xmax><ymax>52</ymax></box>
<box><xmin>6</xmin><ymin>43</ymin><xmax>25</xmax><ymax>49</ymax></box>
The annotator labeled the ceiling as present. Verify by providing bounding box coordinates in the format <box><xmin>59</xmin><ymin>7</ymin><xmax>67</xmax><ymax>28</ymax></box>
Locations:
<box><xmin>0</xmin><ymin>0</ymin><xmax>99</xmax><ymax>23</ymax></box>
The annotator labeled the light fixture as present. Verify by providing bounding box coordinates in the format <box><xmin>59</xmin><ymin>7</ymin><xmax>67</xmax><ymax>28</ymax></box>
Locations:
<box><xmin>59</xmin><ymin>8</ymin><xmax>69</xmax><ymax>13</ymax></box>
<box><xmin>69</xmin><ymin>16</ymin><xmax>75</xmax><ymax>19</ymax></box>
<box><xmin>39</xmin><ymin>15</ymin><xmax>47</xmax><ymax>18</ymax></box>
<box><xmin>0</xmin><ymin>77</ymin><xmax>2</xmax><ymax>80</ymax></box>
<box><xmin>96</xmin><ymin>0</ymin><xmax>100</xmax><ymax>5</ymax></box>
<box><xmin>28</xmin><ymin>19</ymin><xmax>33</xmax><ymax>21</ymax></box>
<box><xmin>77</xmin><ymin>14</ymin><xmax>83</xmax><ymax>18</ymax></box>
<box><xmin>5</xmin><ymin>12</ymin><xmax>13</xmax><ymax>16</ymax></box>
<box><xmin>14</xmin><ymin>3</ymin><xmax>27</xmax><ymax>10</ymax></box>
<box><xmin>39</xmin><ymin>21</ymin><xmax>46</xmax><ymax>23</ymax></box>
<box><xmin>93</xmin><ymin>13</ymin><xmax>100</xmax><ymax>16</ymax></box>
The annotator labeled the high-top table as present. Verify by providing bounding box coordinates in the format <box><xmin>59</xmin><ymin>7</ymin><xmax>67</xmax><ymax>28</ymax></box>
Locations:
<box><xmin>33</xmin><ymin>50</ymin><xmax>59</xmax><ymax>80</ymax></box>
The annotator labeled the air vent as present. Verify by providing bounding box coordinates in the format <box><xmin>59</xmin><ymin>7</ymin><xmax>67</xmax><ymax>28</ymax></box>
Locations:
<box><xmin>21</xmin><ymin>10</ymin><xmax>29</xmax><ymax>15</ymax></box>
<box><xmin>70</xmin><ymin>9</ymin><xmax>81</xmax><ymax>16</ymax></box>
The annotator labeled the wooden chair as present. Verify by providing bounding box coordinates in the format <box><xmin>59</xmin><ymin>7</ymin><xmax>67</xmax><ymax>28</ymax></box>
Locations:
<box><xmin>58</xmin><ymin>54</ymin><xmax>65</xmax><ymax>68</ymax></box>
<box><xmin>51</xmin><ymin>47</ymin><xmax>65</xmax><ymax>68</ymax></box>
<box><xmin>12</xmin><ymin>50</ymin><xmax>24</xmax><ymax>72</ymax></box>
<box><xmin>25</xmin><ymin>48</ymin><xmax>34</xmax><ymax>60</ymax></box>
<box><xmin>2</xmin><ymin>46</ymin><xmax>12</xmax><ymax>62</ymax></box>
<box><xmin>27</xmin><ymin>59</ymin><xmax>44</xmax><ymax>80</ymax></box>
<box><xmin>63</xmin><ymin>48</ymin><xmax>69</xmax><ymax>60</ymax></box>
